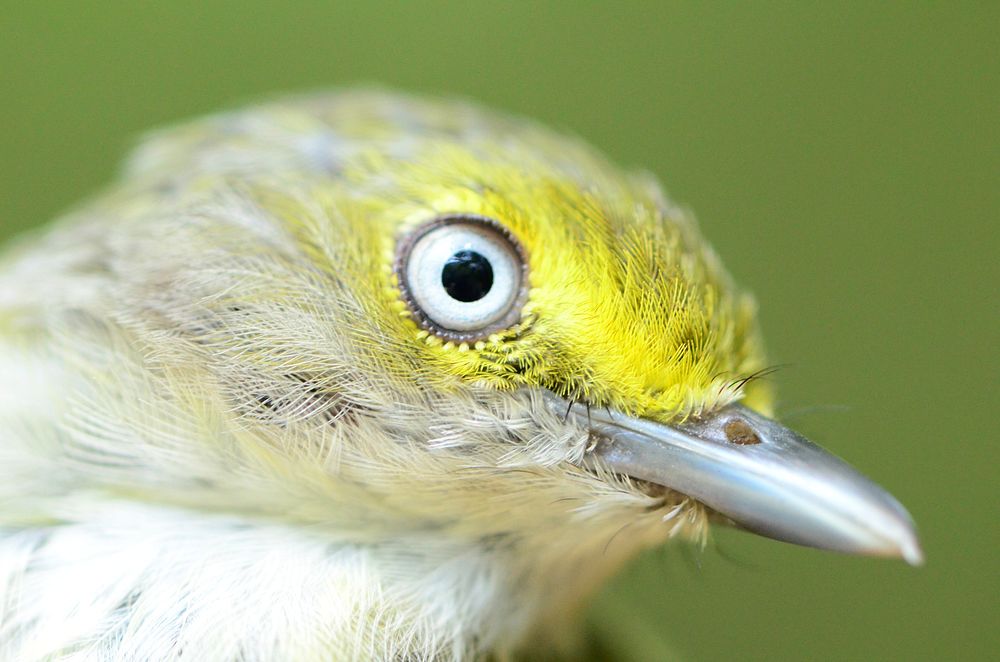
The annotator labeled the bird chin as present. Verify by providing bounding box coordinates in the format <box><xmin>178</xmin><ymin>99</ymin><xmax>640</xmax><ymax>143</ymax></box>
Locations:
<box><xmin>601</xmin><ymin>470</ymin><xmax>737</xmax><ymax>531</ymax></box>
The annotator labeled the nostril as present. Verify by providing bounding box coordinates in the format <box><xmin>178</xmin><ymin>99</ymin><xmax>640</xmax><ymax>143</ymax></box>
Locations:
<box><xmin>724</xmin><ymin>418</ymin><xmax>761</xmax><ymax>445</ymax></box>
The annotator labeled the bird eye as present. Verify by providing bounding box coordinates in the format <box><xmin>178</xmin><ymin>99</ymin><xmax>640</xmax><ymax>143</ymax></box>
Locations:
<box><xmin>396</xmin><ymin>215</ymin><xmax>528</xmax><ymax>340</ymax></box>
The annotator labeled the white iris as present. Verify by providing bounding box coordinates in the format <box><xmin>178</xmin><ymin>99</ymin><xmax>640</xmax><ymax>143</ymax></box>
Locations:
<box><xmin>404</xmin><ymin>221</ymin><xmax>522</xmax><ymax>333</ymax></box>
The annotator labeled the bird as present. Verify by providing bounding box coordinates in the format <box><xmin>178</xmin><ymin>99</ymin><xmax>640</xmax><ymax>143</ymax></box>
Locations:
<box><xmin>0</xmin><ymin>90</ymin><xmax>921</xmax><ymax>661</ymax></box>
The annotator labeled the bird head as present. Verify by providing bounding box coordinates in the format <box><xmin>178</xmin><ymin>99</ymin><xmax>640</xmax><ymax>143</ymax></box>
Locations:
<box><xmin>59</xmin><ymin>91</ymin><xmax>919</xmax><ymax>632</ymax></box>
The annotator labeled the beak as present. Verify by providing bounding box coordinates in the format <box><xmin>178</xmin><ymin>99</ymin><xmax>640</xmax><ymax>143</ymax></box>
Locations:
<box><xmin>554</xmin><ymin>395</ymin><xmax>923</xmax><ymax>565</ymax></box>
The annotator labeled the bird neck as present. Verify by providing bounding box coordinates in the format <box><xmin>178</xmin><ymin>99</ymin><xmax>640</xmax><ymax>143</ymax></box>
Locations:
<box><xmin>3</xmin><ymin>499</ymin><xmax>657</xmax><ymax>660</ymax></box>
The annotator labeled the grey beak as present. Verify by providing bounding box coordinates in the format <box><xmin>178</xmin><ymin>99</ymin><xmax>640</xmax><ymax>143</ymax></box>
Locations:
<box><xmin>556</xmin><ymin>395</ymin><xmax>923</xmax><ymax>565</ymax></box>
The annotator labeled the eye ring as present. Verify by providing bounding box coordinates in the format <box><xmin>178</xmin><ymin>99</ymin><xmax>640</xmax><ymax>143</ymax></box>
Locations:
<box><xmin>394</xmin><ymin>214</ymin><xmax>529</xmax><ymax>342</ymax></box>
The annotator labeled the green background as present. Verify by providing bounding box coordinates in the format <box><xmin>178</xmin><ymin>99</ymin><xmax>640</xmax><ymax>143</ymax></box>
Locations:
<box><xmin>1</xmin><ymin>3</ymin><xmax>995</xmax><ymax>660</ymax></box>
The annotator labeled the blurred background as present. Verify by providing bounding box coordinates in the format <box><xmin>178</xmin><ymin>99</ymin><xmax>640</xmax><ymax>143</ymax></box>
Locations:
<box><xmin>1</xmin><ymin>3</ymin><xmax>995</xmax><ymax>660</ymax></box>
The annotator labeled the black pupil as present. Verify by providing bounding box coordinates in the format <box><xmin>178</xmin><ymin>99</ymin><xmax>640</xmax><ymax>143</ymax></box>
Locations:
<box><xmin>441</xmin><ymin>250</ymin><xmax>494</xmax><ymax>302</ymax></box>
